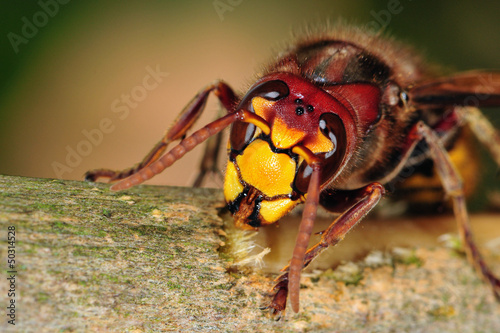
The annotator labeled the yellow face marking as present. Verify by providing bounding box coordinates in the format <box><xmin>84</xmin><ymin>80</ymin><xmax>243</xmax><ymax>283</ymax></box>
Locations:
<box><xmin>305</xmin><ymin>128</ymin><xmax>335</xmax><ymax>154</ymax></box>
<box><xmin>271</xmin><ymin>117</ymin><xmax>307</xmax><ymax>149</ymax></box>
<box><xmin>251</xmin><ymin>96</ymin><xmax>334</xmax><ymax>153</ymax></box>
<box><xmin>252</xmin><ymin>97</ymin><xmax>306</xmax><ymax>149</ymax></box>
<box><xmin>252</xmin><ymin>96</ymin><xmax>275</xmax><ymax>120</ymax></box>
<box><xmin>235</xmin><ymin>140</ymin><xmax>296</xmax><ymax>198</ymax></box>
<box><xmin>223</xmin><ymin>161</ymin><xmax>244</xmax><ymax>202</ymax></box>
<box><xmin>259</xmin><ymin>198</ymin><xmax>299</xmax><ymax>224</ymax></box>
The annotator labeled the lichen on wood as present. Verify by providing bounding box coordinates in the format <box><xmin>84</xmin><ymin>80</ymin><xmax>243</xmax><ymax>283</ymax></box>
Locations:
<box><xmin>0</xmin><ymin>175</ymin><xmax>499</xmax><ymax>332</ymax></box>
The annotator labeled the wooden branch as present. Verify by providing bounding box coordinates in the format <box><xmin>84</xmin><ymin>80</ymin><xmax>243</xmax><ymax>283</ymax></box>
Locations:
<box><xmin>0</xmin><ymin>175</ymin><xmax>499</xmax><ymax>332</ymax></box>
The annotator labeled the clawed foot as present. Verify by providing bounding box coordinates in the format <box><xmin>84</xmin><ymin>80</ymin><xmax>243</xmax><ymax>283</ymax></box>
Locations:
<box><xmin>260</xmin><ymin>278</ymin><xmax>288</xmax><ymax>320</ymax></box>
<box><xmin>84</xmin><ymin>169</ymin><xmax>117</xmax><ymax>182</ymax></box>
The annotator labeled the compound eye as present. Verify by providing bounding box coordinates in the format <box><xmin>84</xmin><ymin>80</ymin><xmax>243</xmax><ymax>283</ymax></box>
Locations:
<box><xmin>252</xmin><ymin>80</ymin><xmax>290</xmax><ymax>101</ymax></box>
<box><xmin>293</xmin><ymin>113</ymin><xmax>347</xmax><ymax>193</ymax></box>
<box><xmin>230</xmin><ymin>80</ymin><xmax>289</xmax><ymax>151</ymax></box>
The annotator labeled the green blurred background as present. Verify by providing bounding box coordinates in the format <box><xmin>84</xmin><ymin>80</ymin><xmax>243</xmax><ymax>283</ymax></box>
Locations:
<box><xmin>0</xmin><ymin>0</ymin><xmax>498</xmax><ymax>208</ymax></box>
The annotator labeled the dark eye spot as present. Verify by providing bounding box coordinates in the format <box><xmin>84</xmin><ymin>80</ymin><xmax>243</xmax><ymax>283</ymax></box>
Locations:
<box><xmin>295</xmin><ymin>106</ymin><xmax>304</xmax><ymax>115</ymax></box>
<box><xmin>306</xmin><ymin>105</ymin><xmax>314</xmax><ymax>113</ymax></box>
<box><xmin>295</xmin><ymin>98</ymin><xmax>302</xmax><ymax>104</ymax></box>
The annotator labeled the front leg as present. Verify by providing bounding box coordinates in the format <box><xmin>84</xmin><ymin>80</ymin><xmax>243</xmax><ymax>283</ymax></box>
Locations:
<box><xmin>265</xmin><ymin>183</ymin><xmax>385</xmax><ymax>317</ymax></box>
<box><xmin>85</xmin><ymin>81</ymin><xmax>237</xmax><ymax>184</ymax></box>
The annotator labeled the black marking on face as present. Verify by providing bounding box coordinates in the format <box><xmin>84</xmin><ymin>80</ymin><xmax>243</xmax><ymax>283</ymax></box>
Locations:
<box><xmin>227</xmin><ymin>186</ymin><xmax>249</xmax><ymax>214</ymax></box>
<box><xmin>247</xmin><ymin>196</ymin><xmax>263</xmax><ymax>228</ymax></box>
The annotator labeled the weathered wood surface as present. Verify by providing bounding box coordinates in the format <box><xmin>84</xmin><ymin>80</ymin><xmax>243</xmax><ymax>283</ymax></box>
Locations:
<box><xmin>0</xmin><ymin>175</ymin><xmax>499</xmax><ymax>332</ymax></box>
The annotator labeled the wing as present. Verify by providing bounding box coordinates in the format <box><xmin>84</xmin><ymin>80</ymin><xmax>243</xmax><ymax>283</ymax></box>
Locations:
<box><xmin>408</xmin><ymin>71</ymin><xmax>500</xmax><ymax>108</ymax></box>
